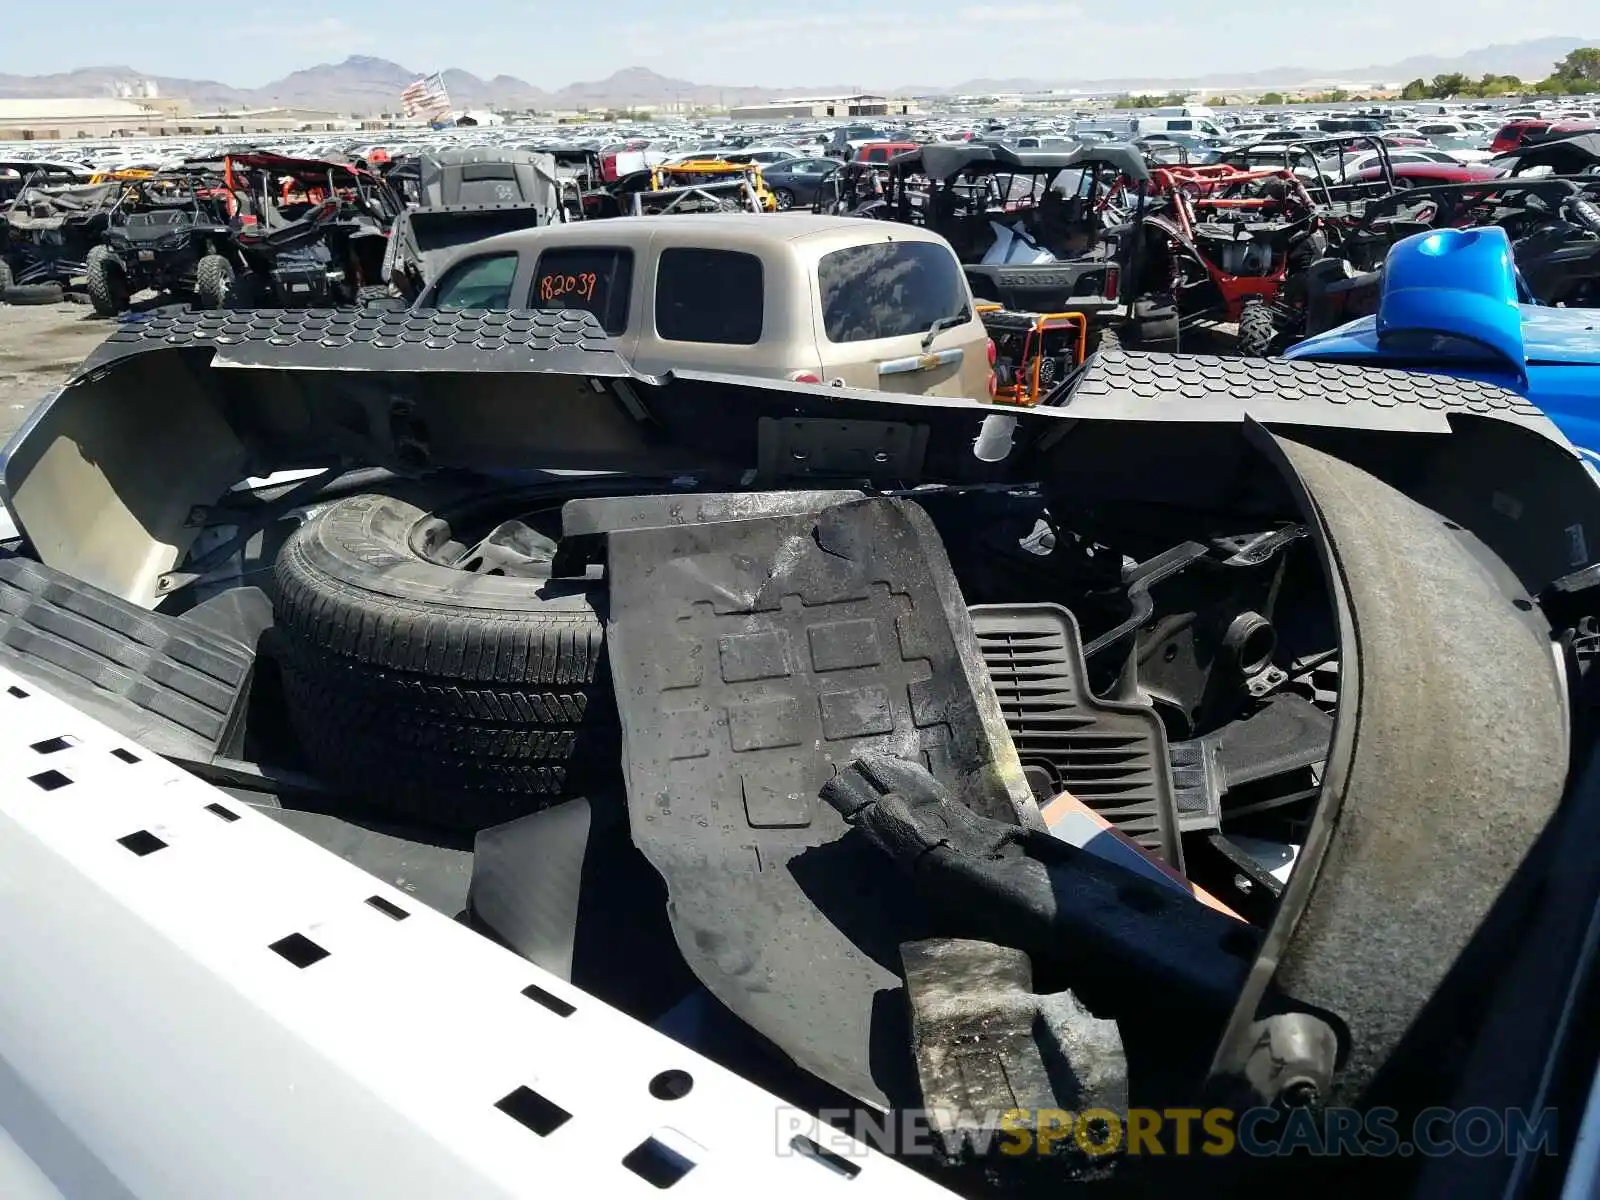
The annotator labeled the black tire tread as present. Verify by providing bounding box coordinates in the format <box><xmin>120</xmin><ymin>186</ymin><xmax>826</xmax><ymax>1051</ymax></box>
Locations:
<box><xmin>271</xmin><ymin>490</ymin><xmax>612</xmax><ymax>828</ymax></box>
<box><xmin>275</xmin><ymin>538</ymin><xmax>606</xmax><ymax>687</ymax></box>
<box><xmin>1237</xmin><ymin>302</ymin><xmax>1277</xmax><ymax>357</ymax></box>
<box><xmin>85</xmin><ymin>246</ymin><xmax>124</xmax><ymax>317</ymax></box>
<box><xmin>2</xmin><ymin>282</ymin><xmax>63</xmax><ymax>306</ymax></box>
<box><xmin>193</xmin><ymin>254</ymin><xmax>233</xmax><ymax>309</ymax></box>
<box><xmin>280</xmin><ymin>659</ymin><xmax>615</xmax><ymax>759</ymax></box>
<box><xmin>276</xmin><ymin>639</ymin><xmax>599</xmax><ymax>724</ymax></box>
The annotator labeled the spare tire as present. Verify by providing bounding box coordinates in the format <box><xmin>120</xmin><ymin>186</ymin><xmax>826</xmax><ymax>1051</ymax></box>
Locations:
<box><xmin>273</xmin><ymin>489</ymin><xmax>614</xmax><ymax>829</ymax></box>
<box><xmin>2</xmin><ymin>282</ymin><xmax>64</xmax><ymax>306</ymax></box>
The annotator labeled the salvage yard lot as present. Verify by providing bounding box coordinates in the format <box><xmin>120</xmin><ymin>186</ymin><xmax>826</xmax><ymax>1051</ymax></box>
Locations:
<box><xmin>0</xmin><ymin>301</ymin><xmax>114</xmax><ymax>443</ymax></box>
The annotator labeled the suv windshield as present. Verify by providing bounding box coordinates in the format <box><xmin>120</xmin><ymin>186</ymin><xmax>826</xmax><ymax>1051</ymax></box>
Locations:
<box><xmin>433</xmin><ymin>252</ymin><xmax>518</xmax><ymax>310</ymax></box>
<box><xmin>817</xmin><ymin>241</ymin><xmax>969</xmax><ymax>343</ymax></box>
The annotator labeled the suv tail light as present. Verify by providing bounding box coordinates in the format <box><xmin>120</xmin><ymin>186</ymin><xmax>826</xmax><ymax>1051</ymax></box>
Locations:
<box><xmin>986</xmin><ymin>338</ymin><xmax>997</xmax><ymax>367</ymax></box>
<box><xmin>790</xmin><ymin>371</ymin><xmax>822</xmax><ymax>384</ymax></box>
<box><xmin>1103</xmin><ymin>265</ymin><xmax>1121</xmax><ymax>301</ymax></box>
<box><xmin>987</xmin><ymin>372</ymin><xmax>998</xmax><ymax>398</ymax></box>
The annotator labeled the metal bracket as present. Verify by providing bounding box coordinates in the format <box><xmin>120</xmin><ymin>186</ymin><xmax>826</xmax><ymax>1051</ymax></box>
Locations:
<box><xmin>156</xmin><ymin>468</ymin><xmax>334</xmax><ymax>596</ymax></box>
<box><xmin>755</xmin><ymin>416</ymin><xmax>928</xmax><ymax>483</ymax></box>
<box><xmin>1084</xmin><ymin>540</ymin><xmax>1210</xmax><ymax>661</ymax></box>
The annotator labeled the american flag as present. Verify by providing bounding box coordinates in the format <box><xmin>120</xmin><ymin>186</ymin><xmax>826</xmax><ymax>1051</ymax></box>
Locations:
<box><xmin>400</xmin><ymin>72</ymin><xmax>452</xmax><ymax>120</ymax></box>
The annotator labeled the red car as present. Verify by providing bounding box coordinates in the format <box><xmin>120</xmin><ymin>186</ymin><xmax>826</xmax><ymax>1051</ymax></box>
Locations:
<box><xmin>1354</xmin><ymin>162</ymin><xmax>1505</xmax><ymax>187</ymax></box>
<box><xmin>598</xmin><ymin>139</ymin><xmax>655</xmax><ymax>183</ymax></box>
<box><xmin>1550</xmin><ymin>118</ymin><xmax>1600</xmax><ymax>137</ymax></box>
<box><xmin>1490</xmin><ymin>119</ymin><xmax>1552</xmax><ymax>154</ymax></box>
<box><xmin>851</xmin><ymin>141</ymin><xmax>920</xmax><ymax>165</ymax></box>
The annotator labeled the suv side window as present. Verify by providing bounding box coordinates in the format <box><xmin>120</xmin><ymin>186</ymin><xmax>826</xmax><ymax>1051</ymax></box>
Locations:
<box><xmin>529</xmin><ymin>246</ymin><xmax>633</xmax><ymax>334</ymax></box>
<box><xmin>432</xmin><ymin>252</ymin><xmax>518</xmax><ymax>310</ymax></box>
<box><xmin>818</xmin><ymin>241</ymin><xmax>970</xmax><ymax>343</ymax></box>
<box><xmin>654</xmin><ymin>248</ymin><xmax>763</xmax><ymax>344</ymax></box>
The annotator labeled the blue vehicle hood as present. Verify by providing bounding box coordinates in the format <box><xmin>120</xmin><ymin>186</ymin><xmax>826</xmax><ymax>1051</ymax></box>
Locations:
<box><xmin>1521</xmin><ymin>306</ymin><xmax>1600</xmax><ymax>366</ymax></box>
<box><xmin>1293</xmin><ymin>305</ymin><xmax>1600</xmax><ymax>367</ymax></box>
<box><xmin>1292</xmin><ymin>305</ymin><xmax>1600</xmax><ymax>366</ymax></box>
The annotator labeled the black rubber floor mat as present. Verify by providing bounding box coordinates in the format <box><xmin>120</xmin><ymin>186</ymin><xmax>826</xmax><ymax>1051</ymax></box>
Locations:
<box><xmin>0</xmin><ymin>556</ymin><xmax>254</xmax><ymax>760</ymax></box>
<box><xmin>604</xmin><ymin>497</ymin><xmax>1035</xmax><ymax>1107</ymax></box>
<box><xmin>970</xmin><ymin>602</ymin><xmax>1180</xmax><ymax>864</ymax></box>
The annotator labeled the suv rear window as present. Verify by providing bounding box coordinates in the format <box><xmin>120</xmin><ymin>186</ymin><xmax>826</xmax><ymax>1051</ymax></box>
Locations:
<box><xmin>529</xmin><ymin>246</ymin><xmax>633</xmax><ymax>334</ymax></box>
<box><xmin>433</xmin><ymin>252</ymin><xmax>518</xmax><ymax>310</ymax></box>
<box><xmin>655</xmin><ymin>248</ymin><xmax>763</xmax><ymax>344</ymax></box>
<box><xmin>818</xmin><ymin>241</ymin><xmax>970</xmax><ymax>343</ymax></box>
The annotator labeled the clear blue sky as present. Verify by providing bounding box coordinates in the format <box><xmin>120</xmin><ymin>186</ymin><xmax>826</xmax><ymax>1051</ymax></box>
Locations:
<box><xmin>0</xmin><ymin>0</ymin><xmax>1585</xmax><ymax>88</ymax></box>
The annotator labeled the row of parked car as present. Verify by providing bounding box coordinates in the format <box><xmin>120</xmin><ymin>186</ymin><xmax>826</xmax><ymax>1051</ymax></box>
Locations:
<box><xmin>0</xmin><ymin>142</ymin><xmax>876</xmax><ymax>314</ymax></box>
<box><xmin>2</xmin><ymin>123</ymin><xmax>1595</xmax><ymax>407</ymax></box>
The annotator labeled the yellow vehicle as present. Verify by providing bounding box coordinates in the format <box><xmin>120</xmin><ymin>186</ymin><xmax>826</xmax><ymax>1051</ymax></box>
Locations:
<box><xmin>89</xmin><ymin>168</ymin><xmax>156</xmax><ymax>184</ymax></box>
<box><xmin>649</xmin><ymin>160</ymin><xmax>777</xmax><ymax>212</ymax></box>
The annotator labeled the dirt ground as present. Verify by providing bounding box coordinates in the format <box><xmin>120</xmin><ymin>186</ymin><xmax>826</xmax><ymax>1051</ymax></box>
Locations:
<box><xmin>0</xmin><ymin>297</ymin><xmax>119</xmax><ymax>444</ymax></box>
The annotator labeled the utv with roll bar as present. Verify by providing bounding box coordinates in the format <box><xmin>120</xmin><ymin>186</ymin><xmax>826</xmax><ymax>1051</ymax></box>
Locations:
<box><xmin>869</xmin><ymin>143</ymin><xmax>1171</xmax><ymax>402</ymax></box>
<box><xmin>1300</xmin><ymin>173</ymin><xmax>1600</xmax><ymax>336</ymax></box>
<box><xmin>84</xmin><ymin>171</ymin><xmax>241</xmax><ymax>316</ymax></box>
<box><xmin>591</xmin><ymin>162</ymin><xmax>770</xmax><ymax>218</ymax></box>
<box><xmin>812</xmin><ymin>159</ymin><xmax>894</xmax><ymax>216</ymax></box>
<box><xmin>380</xmin><ymin>149</ymin><xmax>565</xmax><ymax>304</ymax></box>
<box><xmin>218</xmin><ymin>152</ymin><xmax>402</xmax><ymax>308</ymax></box>
<box><xmin>1118</xmin><ymin>156</ymin><xmax>1333</xmax><ymax>355</ymax></box>
<box><xmin>531</xmin><ymin>148</ymin><xmax>606</xmax><ymax>219</ymax></box>
<box><xmin>878</xmin><ymin>143</ymin><xmax>1141</xmax><ymax>321</ymax></box>
<box><xmin>1296</xmin><ymin>131</ymin><xmax>1600</xmax><ymax>337</ymax></box>
<box><xmin>0</xmin><ymin>161</ymin><xmax>116</xmax><ymax>296</ymax></box>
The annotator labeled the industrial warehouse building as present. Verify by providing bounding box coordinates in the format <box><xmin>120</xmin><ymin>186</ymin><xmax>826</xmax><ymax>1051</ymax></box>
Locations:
<box><xmin>0</xmin><ymin>98</ymin><xmax>177</xmax><ymax>140</ymax></box>
<box><xmin>0</xmin><ymin>97</ymin><xmax>354</xmax><ymax>141</ymax></box>
<box><xmin>727</xmin><ymin>93</ymin><xmax>918</xmax><ymax>120</ymax></box>
<box><xmin>182</xmin><ymin>107</ymin><xmax>354</xmax><ymax>133</ymax></box>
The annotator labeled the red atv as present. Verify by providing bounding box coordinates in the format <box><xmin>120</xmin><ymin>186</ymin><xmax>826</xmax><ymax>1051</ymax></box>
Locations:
<box><xmin>1118</xmin><ymin>162</ymin><xmax>1325</xmax><ymax>355</ymax></box>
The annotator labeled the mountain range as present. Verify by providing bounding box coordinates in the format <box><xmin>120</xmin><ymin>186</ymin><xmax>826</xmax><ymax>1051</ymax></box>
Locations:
<box><xmin>0</xmin><ymin>37</ymin><xmax>1593</xmax><ymax>115</ymax></box>
<box><xmin>895</xmin><ymin>37</ymin><xmax>1599</xmax><ymax>96</ymax></box>
<box><xmin>0</xmin><ymin>59</ymin><xmax>847</xmax><ymax>114</ymax></box>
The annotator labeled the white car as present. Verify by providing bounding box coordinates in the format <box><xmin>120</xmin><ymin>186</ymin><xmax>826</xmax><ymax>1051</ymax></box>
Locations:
<box><xmin>1415</xmin><ymin>120</ymin><xmax>1489</xmax><ymax>138</ymax></box>
<box><xmin>1307</xmin><ymin>148</ymin><xmax>1476</xmax><ymax>178</ymax></box>
<box><xmin>716</xmin><ymin>145</ymin><xmax>818</xmax><ymax>165</ymax></box>
<box><xmin>1425</xmin><ymin>134</ymin><xmax>1495</xmax><ymax>164</ymax></box>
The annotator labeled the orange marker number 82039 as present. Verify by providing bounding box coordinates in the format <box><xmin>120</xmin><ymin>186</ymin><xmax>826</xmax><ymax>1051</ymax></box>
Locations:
<box><xmin>539</xmin><ymin>272</ymin><xmax>598</xmax><ymax>303</ymax></box>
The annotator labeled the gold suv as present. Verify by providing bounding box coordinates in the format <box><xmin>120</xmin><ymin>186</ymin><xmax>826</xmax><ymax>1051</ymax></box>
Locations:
<box><xmin>419</xmin><ymin>213</ymin><xmax>998</xmax><ymax>400</ymax></box>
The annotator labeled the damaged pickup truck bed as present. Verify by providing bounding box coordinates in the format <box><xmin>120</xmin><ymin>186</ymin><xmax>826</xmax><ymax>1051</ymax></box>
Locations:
<box><xmin>4</xmin><ymin>306</ymin><xmax>1600</xmax><ymax>1199</ymax></box>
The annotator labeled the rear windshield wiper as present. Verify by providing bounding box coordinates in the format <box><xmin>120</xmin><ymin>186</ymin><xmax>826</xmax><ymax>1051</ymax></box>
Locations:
<box><xmin>922</xmin><ymin>308</ymin><xmax>971</xmax><ymax>350</ymax></box>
